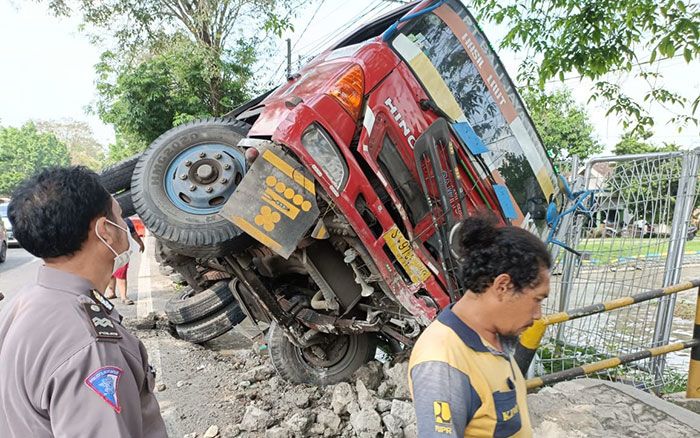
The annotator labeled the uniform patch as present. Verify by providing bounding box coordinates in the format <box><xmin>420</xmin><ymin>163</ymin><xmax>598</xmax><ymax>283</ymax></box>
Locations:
<box><xmin>85</xmin><ymin>366</ymin><xmax>123</xmax><ymax>413</ymax></box>
<box><xmin>82</xmin><ymin>302</ymin><xmax>121</xmax><ymax>341</ymax></box>
<box><xmin>433</xmin><ymin>401</ymin><xmax>453</xmax><ymax>434</ymax></box>
<box><xmin>91</xmin><ymin>289</ymin><xmax>114</xmax><ymax>312</ymax></box>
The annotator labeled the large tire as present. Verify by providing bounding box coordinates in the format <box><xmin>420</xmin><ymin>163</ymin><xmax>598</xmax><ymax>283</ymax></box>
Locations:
<box><xmin>165</xmin><ymin>281</ymin><xmax>235</xmax><ymax>325</ymax></box>
<box><xmin>175</xmin><ymin>301</ymin><xmax>246</xmax><ymax>343</ymax></box>
<box><xmin>100</xmin><ymin>155</ymin><xmax>140</xmax><ymax>193</ymax></box>
<box><xmin>156</xmin><ymin>239</ymin><xmax>205</xmax><ymax>292</ymax></box>
<box><xmin>131</xmin><ymin>118</ymin><xmax>251</xmax><ymax>258</ymax></box>
<box><xmin>267</xmin><ymin>321</ymin><xmax>376</xmax><ymax>386</ymax></box>
<box><xmin>115</xmin><ymin>190</ymin><xmax>136</xmax><ymax>217</ymax></box>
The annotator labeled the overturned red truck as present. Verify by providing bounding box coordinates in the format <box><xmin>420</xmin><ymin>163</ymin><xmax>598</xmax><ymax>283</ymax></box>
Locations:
<box><xmin>108</xmin><ymin>0</ymin><xmax>561</xmax><ymax>384</ymax></box>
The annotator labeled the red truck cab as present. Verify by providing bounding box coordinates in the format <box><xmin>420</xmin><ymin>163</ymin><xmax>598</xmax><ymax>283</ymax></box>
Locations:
<box><xmin>132</xmin><ymin>0</ymin><xmax>560</xmax><ymax>384</ymax></box>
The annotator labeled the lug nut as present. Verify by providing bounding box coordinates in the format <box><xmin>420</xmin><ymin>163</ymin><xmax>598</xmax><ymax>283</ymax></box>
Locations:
<box><xmin>214</xmin><ymin>153</ymin><xmax>222</xmax><ymax>159</ymax></box>
<box><xmin>189</xmin><ymin>185</ymin><xmax>197</xmax><ymax>191</ymax></box>
<box><xmin>199</xmin><ymin>152</ymin><xmax>206</xmax><ymax>158</ymax></box>
<box><xmin>206</xmin><ymin>187</ymin><xmax>214</xmax><ymax>193</ymax></box>
<box><xmin>221</xmin><ymin>178</ymin><xmax>229</xmax><ymax>184</ymax></box>
<box><xmin>185</xmin><ymin>160</ymin><xmax>192</xmax><ymax>167</ymax></box>
<box><xmin>223</xmin><ymin>164</ymin><xmax>231</xmax><ymax>170</ymax></box>
<box><xmin>180</xmin><ymin>174</ymin><xmax>188</xmax><ymax>180</ymax></box>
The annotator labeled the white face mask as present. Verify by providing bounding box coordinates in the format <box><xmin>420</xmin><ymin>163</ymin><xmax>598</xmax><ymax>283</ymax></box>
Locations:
<box><xmin>96</xmin><ymin>219</ymin><xmax>138</xmax><ymax>274</ymax></box>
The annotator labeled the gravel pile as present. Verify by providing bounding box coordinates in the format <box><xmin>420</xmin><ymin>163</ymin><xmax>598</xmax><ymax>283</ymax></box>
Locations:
<box><xmin>134</xmin><ymin>320</ymin><xmax>700</xmax><ymax>438</ymax></box>
<box><xmin>217</xmin><ymin>355</ymin><xmax>418</xmax><ymax>438</ymax></box>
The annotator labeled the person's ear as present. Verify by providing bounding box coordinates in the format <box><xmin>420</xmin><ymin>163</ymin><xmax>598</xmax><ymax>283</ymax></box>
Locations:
<box><xmin>492</xmin><ymin>273</ymin><xmax>513</xmax><ymax>301</ymax></box>
<box><xmin>94</xmin><ymin>217</ymin><xmax>116</xmax><ymax>246</ymax></box>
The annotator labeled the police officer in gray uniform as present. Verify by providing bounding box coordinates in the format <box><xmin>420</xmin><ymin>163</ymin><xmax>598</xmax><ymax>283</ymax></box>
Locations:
<box><xmin>0</xmin><ymin>166</ymin><xmax>167</xmax><ymax>437</ymax></box>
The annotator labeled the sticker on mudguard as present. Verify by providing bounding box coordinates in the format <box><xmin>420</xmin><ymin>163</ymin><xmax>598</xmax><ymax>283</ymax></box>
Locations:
<box><xmin>222</xmin><ymin>145</ymin><xmax>319</xmax><ymax>259</ymax></box>
<box><xmin>383</xmin><ymin>226</ymin><xmax>431</xmax><ymax>284</ymax></box>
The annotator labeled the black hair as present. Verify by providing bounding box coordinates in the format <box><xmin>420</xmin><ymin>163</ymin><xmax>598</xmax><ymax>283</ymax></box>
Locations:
<box><xmin>8</xmin><ymin>166</ymin><xmax>113</xmax><ymax>259</ymax></box>
<box><xmin>453</xmin><ymin>213</ymin><xmax>551</xmax><ymax>293</ymax></box>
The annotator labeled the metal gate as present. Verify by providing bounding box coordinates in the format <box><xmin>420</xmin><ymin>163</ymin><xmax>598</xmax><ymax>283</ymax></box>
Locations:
<box><xmin>532</xmin><ymin>148</ymin><xmax>700</xmax><ymax>390</ymax></box>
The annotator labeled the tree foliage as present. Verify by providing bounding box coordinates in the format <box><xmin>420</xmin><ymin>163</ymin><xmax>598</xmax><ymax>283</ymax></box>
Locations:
<box><xmin>610</xmin><ymin>134</ymin><xmax>684</xmax><ymax>223</ymax></box>
<box><xmin>40</xmin><ymin>0</ymin><xmax>297</xmax><ymax>161</ymax></box>
<box><xmin>0</xmin><ymin>122</ymin><xmax>71</xmax><ymax>196</ymax></box>
<box><xmin>34</xmin><ymin>119</ymin><xmax>106</xmax><ymax>170</ymax></box>
<box><xmin>522</xmin><ymin>88</ymin><xmax>602</xmax><ymax>161</ymax></box>
<box><xmin>613</xmin><ymin>133</ymin><xmax>679</xmax><ymax>155</ymax></box>
<box><xmin>42</xmin><ymin>0</ymin><xmax>295</xmax><ymax>53</ymax></box>
<box><xmin>41</xmin><ymin>0</ymin><xmax>295</xmax><ymax>101</ymax></box>
<box><xmin>93</xmin><ymin>35</ymin><xmax>255</xmax><ymax>151</ymax></box>
<box><xmin>472</xmin><ymin>0</ymin><xmax>700</xmax><ymax>135</ymax></box>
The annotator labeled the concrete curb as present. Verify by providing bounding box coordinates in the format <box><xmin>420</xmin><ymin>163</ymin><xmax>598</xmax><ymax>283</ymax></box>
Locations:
<box><xmin>575</xmin><ymin>379</ymin><xmax>700</xmax><ymax>432</ymax></box>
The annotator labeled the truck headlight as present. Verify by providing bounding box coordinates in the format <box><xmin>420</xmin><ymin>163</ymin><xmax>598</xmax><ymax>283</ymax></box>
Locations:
<box><xmin>301</xmin><ymin>123</ymin><xmax>348</xmax><ymax>191</ymax></box>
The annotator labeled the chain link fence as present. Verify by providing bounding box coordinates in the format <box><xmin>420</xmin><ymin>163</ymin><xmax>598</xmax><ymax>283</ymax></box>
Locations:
<box><xmin>533</xmin><ymin>149</ymin><xmax>700</xmax><ymax>392</ymax></box>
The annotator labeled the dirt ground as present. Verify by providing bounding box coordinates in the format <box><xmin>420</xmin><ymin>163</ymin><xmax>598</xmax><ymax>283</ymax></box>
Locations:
<box><xmin>119</xmin><ymin>237</ymin><xmax>700</xmax><ymax>437</ymax></box>
<box><xmin>127</xmin><ymin>319</ymin><xmax>700</xmax><ymax>438</ymax></box>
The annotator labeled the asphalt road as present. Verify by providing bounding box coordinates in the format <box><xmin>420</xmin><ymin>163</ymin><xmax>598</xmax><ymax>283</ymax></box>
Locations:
<box><xmin>0</xmin><ymin>247</ymin><xmax>40</xmax><ymax>311</ymax></box>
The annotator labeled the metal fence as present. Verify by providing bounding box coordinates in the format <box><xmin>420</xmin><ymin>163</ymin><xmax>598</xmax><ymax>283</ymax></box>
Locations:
<box><xmin>532</xmin><ymin>148</ymin><xmax>700</xmax><ymax>391</ymax></box>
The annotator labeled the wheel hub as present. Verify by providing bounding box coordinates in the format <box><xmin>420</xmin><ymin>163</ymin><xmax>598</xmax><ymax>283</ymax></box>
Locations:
<box><xmin>300</xmin><ymin>335</ymin><xmax>351</xmax><ymax>368</ymax></box>
<box><xmin>165</xmin><ymin>144</ymin><xmax>246</xmax><ymax>215</ymax></box>
<box><xmin>194</xmin><ymin>163</ymin><xmax>217</xmax><ymax>182</ymax></box>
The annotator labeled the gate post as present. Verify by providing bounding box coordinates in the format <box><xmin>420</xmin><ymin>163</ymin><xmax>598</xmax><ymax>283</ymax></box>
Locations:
<box><xmin>653</xmin><ymin>148</ymin><xmax>700</xmax><ymax>383</ymax></box>
<box><xmin>555</xmin><ymin>156</ymin><xmax>583</xmax><ymax>344</ymax></box>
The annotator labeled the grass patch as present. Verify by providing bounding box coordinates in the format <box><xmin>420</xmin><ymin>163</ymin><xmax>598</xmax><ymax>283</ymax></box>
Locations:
<box><xmin>538</xmin><ymin>341</ymin><xmax>610</xmax><ymax>374</ymax></box>
<box><xmin>660</xmin><ymin>369</ymin><xmax>689</xmax><ymax>394</ymax></box>
<box><xmin>536</xmin><ymin>339</ymin><xmax>690</xmax><ymax>394</ymax></box>
<box><xmin>575</xmin><ymin>238</ymin><xmax>700</xmax><ymax>265</ymax></box>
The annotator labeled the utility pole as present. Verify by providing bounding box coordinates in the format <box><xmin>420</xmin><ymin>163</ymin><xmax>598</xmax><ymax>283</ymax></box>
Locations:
<box><xmin>286</xmin><ymin>38</ymin><xmax>292</xmax><ymax>78</ymax></box>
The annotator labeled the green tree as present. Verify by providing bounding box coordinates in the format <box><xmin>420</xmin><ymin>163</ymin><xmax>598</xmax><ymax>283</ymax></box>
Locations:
<box><xmin>472</xmin><ymin>0</ymin><xmax>700</xmax><ymax>135</ymax></box>
<box><xmin>39</xmin><ymin>0</ymin><xmax>293</xmax><ymax>159</ymax></box>
<box><xmin>613</xmin><ymin>133</ymin><xmax>680</xmax><ymax>155</ymax></box>
<box><xmin>93</xmin><ymin>35</ymin><xmax>255</xmax><ymax>151</ymax></box>
<box><xmin>611</xmin><ymin>134</ymin><xmax>682</xmax><ymax>223</ymax></box>
<box><xmin>522</xmin><ymin>88</ymin><xmax>602</xmax><ymax>161</ymax></box>
<box><xmin>105</xmin><ymin>134</ymin><xmax>146</xmax><ymax>165</ymax></box>
<box><xmin>0</xmin><ymin>122</ymin><xmax>71</xmax><ymax>196</ymax></box>
<box><xmin>42</xmin><ymin>0</ymin><xmax>295</xmax><ymax>114</ymax></box>
<box><xmin>34</xmin><ymin>119</ymin><xmax>106</xmax><ymax>170</ymax></box>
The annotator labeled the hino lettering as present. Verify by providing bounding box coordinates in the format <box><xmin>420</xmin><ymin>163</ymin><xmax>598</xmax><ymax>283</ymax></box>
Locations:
<box><xmin>384</xmin><ymin>97</ymin><xmax>417</xmax><ymax>148</ymax></box>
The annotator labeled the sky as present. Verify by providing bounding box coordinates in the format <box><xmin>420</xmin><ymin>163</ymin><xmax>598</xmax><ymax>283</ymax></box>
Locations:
<box><xmin>0</xmin><ymin>0</ymin><xmax>698</xmax><ymax>153</ymax></box>
<box><xmin>0</xmin><ymin>1</ymin><xmax>111</xmax><ymax>143</ymax></box>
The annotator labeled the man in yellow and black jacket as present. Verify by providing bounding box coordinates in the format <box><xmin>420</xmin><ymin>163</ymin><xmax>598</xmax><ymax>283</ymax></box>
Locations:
<box><xmin>409</xmin><ymin>215</ymin><xmax>551</xmax><ymax>437</ymax></box>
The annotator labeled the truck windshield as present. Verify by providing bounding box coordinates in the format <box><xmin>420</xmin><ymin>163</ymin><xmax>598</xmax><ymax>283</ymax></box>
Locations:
<box><xmin>390</xmin><ymin>0</ymin><xmax>557</xmax><ymax>229</ymax></box>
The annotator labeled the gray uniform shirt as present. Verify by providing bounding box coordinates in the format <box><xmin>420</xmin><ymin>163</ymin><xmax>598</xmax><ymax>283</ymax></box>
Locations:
<box><xmin>0</xmin><ymin>266</ymin><xmax>167</xmax><ymax>437</ymax></box>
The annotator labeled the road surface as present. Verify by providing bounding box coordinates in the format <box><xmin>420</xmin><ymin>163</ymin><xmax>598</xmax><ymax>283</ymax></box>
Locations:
<box><xmin>0</xmin><ymin>247</ymin><xmax>40</xmax><ymax>311</ymax></box>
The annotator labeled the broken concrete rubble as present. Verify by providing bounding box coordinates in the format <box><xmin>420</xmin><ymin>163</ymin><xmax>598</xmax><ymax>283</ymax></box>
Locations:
<box><xmin>240</xmin><ymin>405</ymin><xmax>270</xmax><ymax>432</ymax></box>
<box><xmin>349</xmin><ymin>408</ymin><xmax>383</xmax><ymax>438</ymax></box>
<box><xmin>140</xmin><ymin>323</ymin><xmax>700</xmax><ymax>438</ymax></box>
<box><xmin>331</xmin><ymin>382</ymin><xmax>359</xmax><ymax>415</ymax></box>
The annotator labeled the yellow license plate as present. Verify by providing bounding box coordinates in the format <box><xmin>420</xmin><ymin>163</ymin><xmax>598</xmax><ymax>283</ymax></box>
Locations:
<box><xmin>383</xmin><ymin>226</ymin><xmax>431</xmax><ymax>284</ymax></box>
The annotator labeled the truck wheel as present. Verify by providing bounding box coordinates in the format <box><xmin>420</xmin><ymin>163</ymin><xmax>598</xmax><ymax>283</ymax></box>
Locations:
<box><xmin>100</xmin><ymin>155</ymin><xmax>140</xmax><ymax>193</ymax></box>
<box><xmin>267</xmin><ymin>321</ymin><xmax>376</xmax><ymax>385</ymax></box>
<box><xmin>131</xmin><ymin>118</ymin><xmax>252</xmax><ymax>258</ymax></box>
<box><xmin>155</xmin><ymin>239</ymin><xmax>206</xmax><ymax>292</ymax></box>
<box><xmin>165</xmin><ymin>281</ymin><xmax>235</xmax><ymax>325</ymax></box>
<box><xmin>174</xmin><ymin>301</ymin><xmax>246</xmax><ymax>343</ymax></box>
<box><xmin>115</xmin><ymin>190</ymin><xmax>136</xmax><ymax>217</ymax></box>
